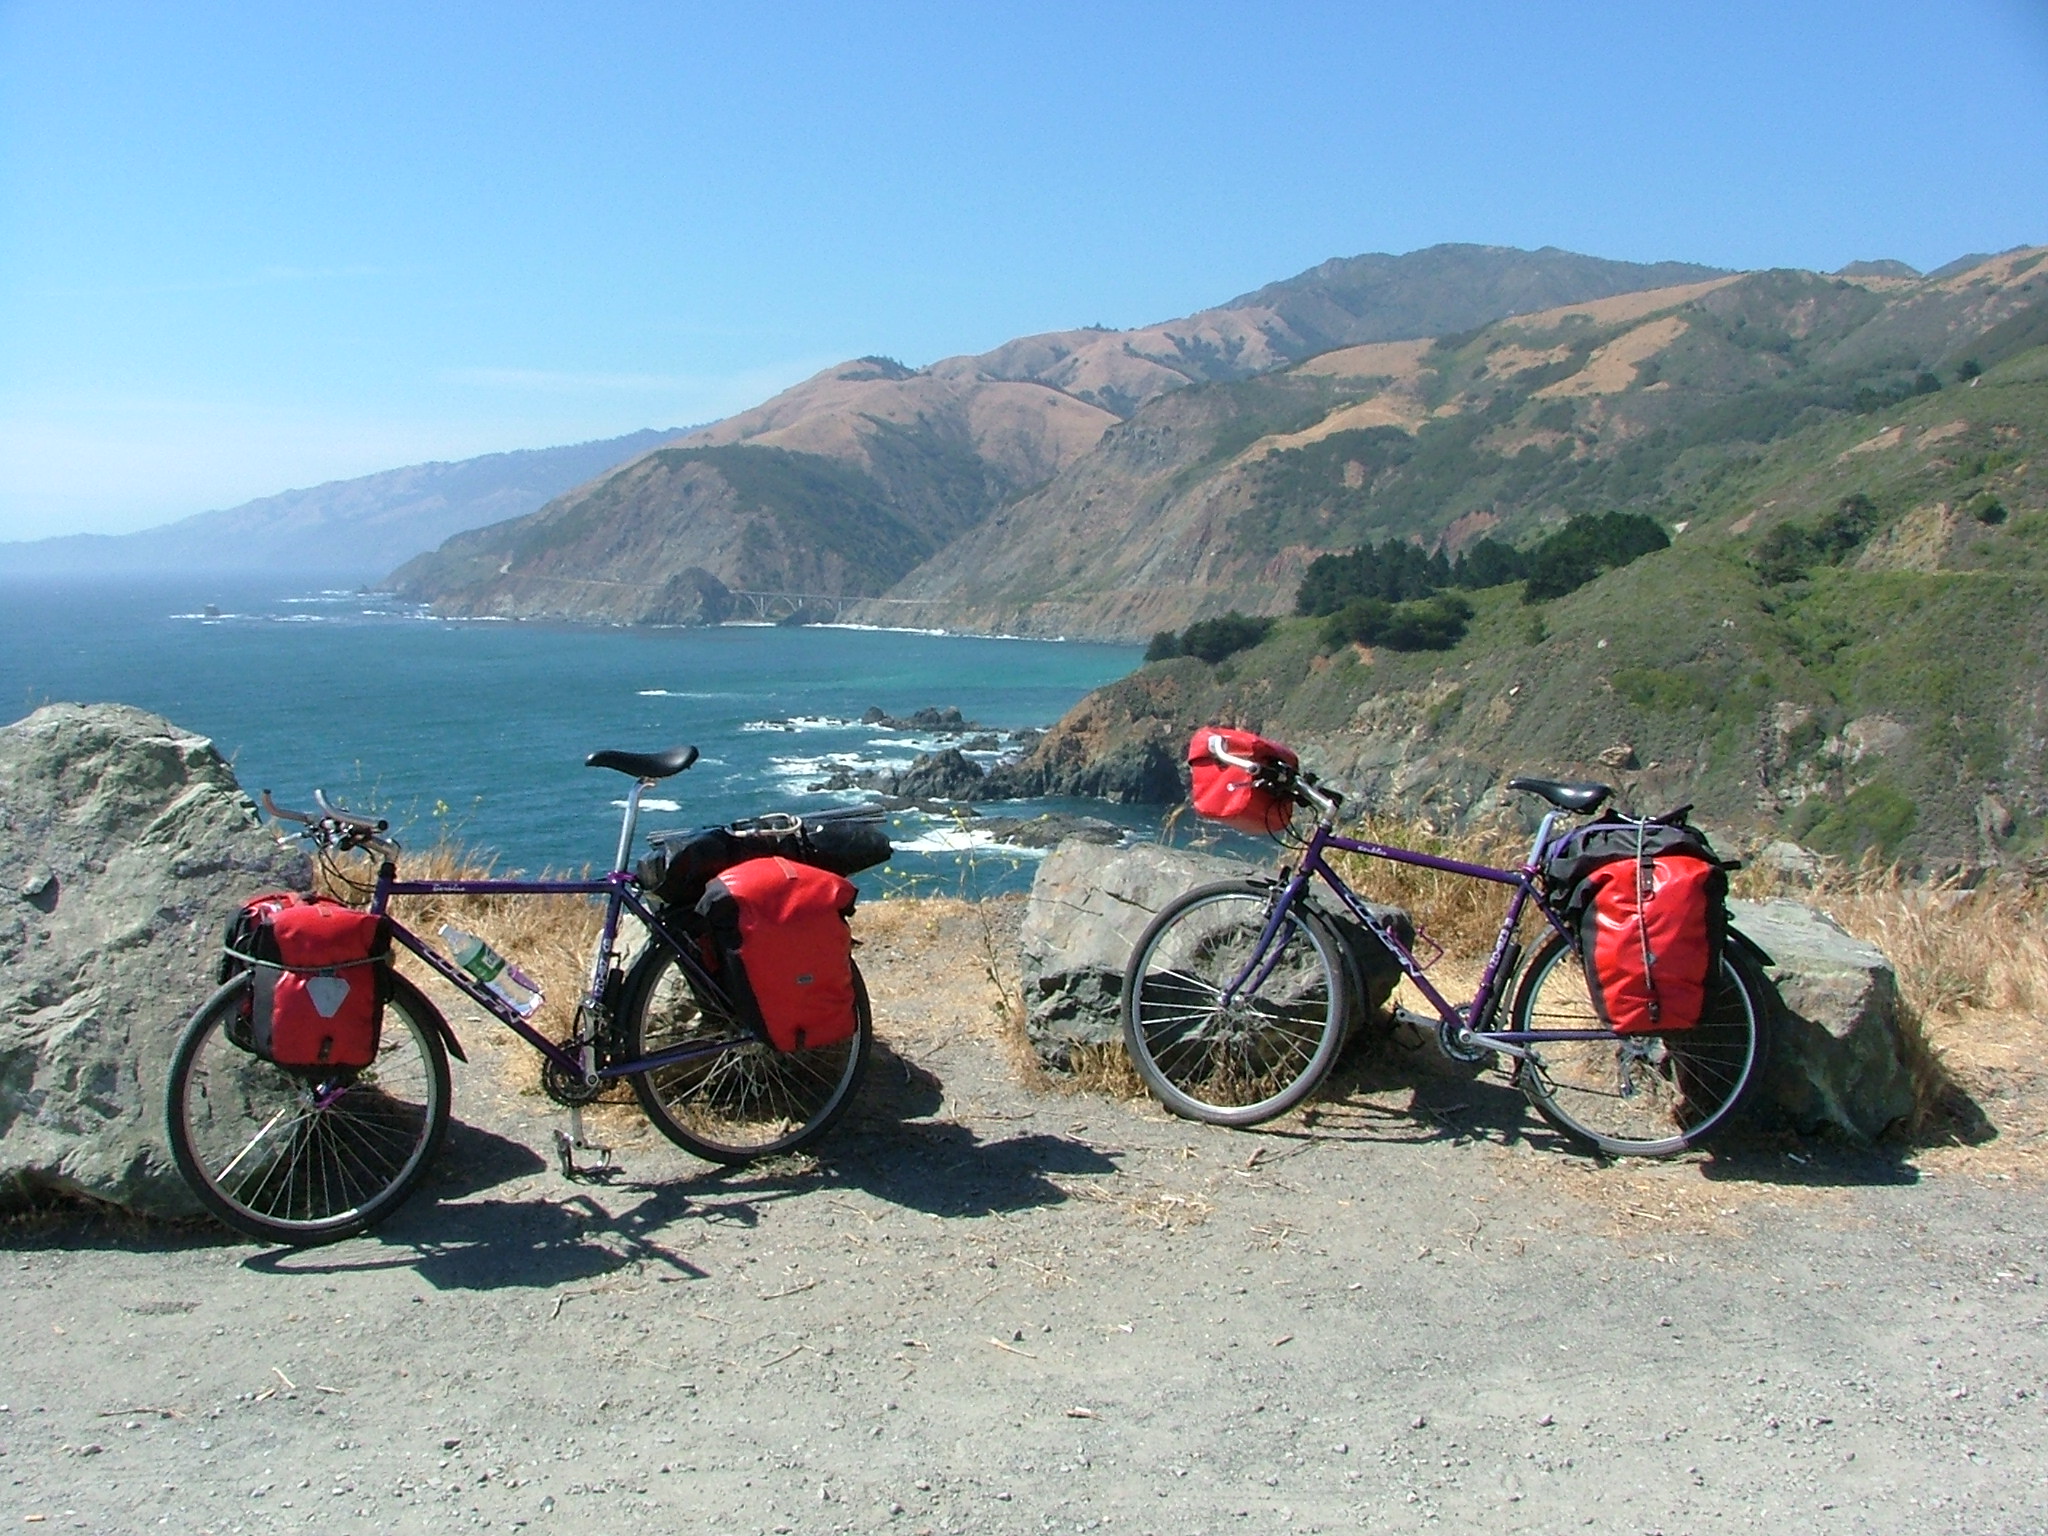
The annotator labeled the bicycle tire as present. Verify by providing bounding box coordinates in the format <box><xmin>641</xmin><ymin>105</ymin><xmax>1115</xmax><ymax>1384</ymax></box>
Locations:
<box><xmin>1120</xmin><ymin>880</ymin><xmax>1350</xmax><ymax>1127</ymax></box>
<box><xmin>622</xmin><ymin>939</ymin><xmax>871</xmax><ymax>1164</ymax></box>
<box><xmin>165</xmin><ymin>971</ymin><xmax>452</xmax><ymax>1246</ymax></box>
<box><xmin>1511</xmin><ymin>933</ymin><xmax>1771</xmax><ymax>1157</ymax></box>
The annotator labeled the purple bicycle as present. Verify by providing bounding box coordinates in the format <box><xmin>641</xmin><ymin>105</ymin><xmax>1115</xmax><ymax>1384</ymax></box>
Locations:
<box><xmin>1121</xmin><ymin>737</ymin><xmax>1773</xmax><ymax>1157</ymax></box>
<box><xmin>164</xmin><ymin>746</ymin><xmax>872</xmax><ymax>1246</ymax></box>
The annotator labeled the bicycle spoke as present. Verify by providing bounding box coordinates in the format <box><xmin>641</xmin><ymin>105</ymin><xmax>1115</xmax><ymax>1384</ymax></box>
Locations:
<box><xmin>168</xmin><ymin>976</ymin><xmax>451</xmax><ymax>1244</ymax></box>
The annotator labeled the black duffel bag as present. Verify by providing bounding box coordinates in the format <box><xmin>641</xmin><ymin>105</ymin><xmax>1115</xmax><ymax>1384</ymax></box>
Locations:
<box><xmin>637</xmin><ymin>806</ymin><xmax>891</xmax><ymax>910</ymax></box>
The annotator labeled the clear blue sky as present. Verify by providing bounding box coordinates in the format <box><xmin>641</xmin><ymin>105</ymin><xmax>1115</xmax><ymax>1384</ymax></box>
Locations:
<box><xmin>3</xmin><ymin>0</ymin><xmax>2045</xmax><ymax>540</ymax></box>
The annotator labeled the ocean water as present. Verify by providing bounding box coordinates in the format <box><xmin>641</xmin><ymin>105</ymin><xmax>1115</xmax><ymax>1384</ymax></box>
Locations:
<box><xmin>0</xmin><ymin>576</ymin><xmax>1147</xmax><ymax>896</ymax></box>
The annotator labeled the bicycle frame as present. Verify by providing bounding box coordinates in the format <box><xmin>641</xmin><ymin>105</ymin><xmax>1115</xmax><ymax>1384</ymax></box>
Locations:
<box><xmin>365</xmin><ymin>777</ymin><xmax>748</xmax><ymax>1083</ymax></box>
<box><xmin>1234</xmin><ymin>810</ymin><xmax>1623</xmax><ymax>1051</ymax></box>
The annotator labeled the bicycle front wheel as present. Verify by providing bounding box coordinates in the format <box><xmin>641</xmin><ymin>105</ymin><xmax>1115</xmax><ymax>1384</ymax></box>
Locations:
<box><xmin>622</xmin><ymin>940</ymin><xmax>872</xmax><ymax>1164</ymax></box>
<box><xmin>165</xmin><ymin>972</ymin><xmax>452</xmax><ymax>1245</ymax></box>
<box><xmin>1511</xmin><ymin>934</ymin><xmax>1771</xmax><ymax>1157</ymax></box>
<box><xmin>1120</xmin><ymin>881</ymin><xmax>1349</xmax><ymax>1127</ymax></box>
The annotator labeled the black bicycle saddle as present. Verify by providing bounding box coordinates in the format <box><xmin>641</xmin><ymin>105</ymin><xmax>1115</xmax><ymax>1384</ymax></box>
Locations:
<box><xmin>585</xmin><ymin>745</ymin><xmax>700</xmax><ymax>779</ymax></box>
<box><xmin>1506</xmin><ymin>776</ymin><xmax>1612</xmax><ymax>813</ymax></box>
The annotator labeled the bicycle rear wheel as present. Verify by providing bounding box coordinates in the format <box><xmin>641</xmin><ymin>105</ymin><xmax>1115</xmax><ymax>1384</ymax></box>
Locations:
<box><xmin>1121</xmin><ymin>881</ymin><xmax>1349</xmax><ymax>1127</ymax></box>
<box><xmin>165</xmin><ymin>972</ymin><xmax>452</xmax><ymax>1245</ymax></box>
<box><xmin>1511</xmin><ymin>934</ymin><xmax>1770</xmax><ymax>1156</ymax></box>
<box><xmin>622</xmin><ymin>940</ymin><xmax>871</xmax><ymax>1164</ymax></box>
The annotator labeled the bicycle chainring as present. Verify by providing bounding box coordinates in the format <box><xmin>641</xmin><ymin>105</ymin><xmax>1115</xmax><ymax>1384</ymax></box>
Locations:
<box><xmin>541</xmin><ymin>1052</ymin><xmax>606</xmax><ymax>1107</ymax></box>
<box><xmin>1437</xmin><ymin>1014</ymin><xmax>1496</xmax><ymax>1065</ymax></box>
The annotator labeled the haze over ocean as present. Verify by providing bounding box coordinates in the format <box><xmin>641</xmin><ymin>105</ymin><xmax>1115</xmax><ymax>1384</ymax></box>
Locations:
<box><xmin>0</xmin><ymin>576</ymin><xmax>1143</xmax><ymax>894</ymax></box>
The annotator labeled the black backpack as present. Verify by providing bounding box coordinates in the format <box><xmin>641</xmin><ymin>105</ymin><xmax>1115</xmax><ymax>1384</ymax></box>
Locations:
<box><xmin>637</xmin><ymin>807</ymin><xmax>890</xmax><ymax>911</ymax></box>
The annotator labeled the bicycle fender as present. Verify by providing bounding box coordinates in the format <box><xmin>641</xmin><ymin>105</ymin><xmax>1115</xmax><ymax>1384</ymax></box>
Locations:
<box><xmin>433</xmin><ymin>1015</ymin><xmax>469</xmax><ymax>1063</ymax></box>
<box><xmin>392</xmin><ymin>973</ymin><xmax>468</xmax><ymax>1062</ymax></box>
<box><xmin>1725</xmin><ymin>925</ymin><xmax>1775</xmax><ymax>970</ymax></box>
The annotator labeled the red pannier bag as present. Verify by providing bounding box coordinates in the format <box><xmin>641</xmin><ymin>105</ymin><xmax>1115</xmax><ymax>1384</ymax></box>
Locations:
<box><xmin>1543</xmin><ymin>814</ymin><xmax>1729</xmax><ymax>1034</ymax></box>
<box><xmin>220</xmin><ymin>892</ymin><xmax>390</xmax><ymax>1069</ymax></box>
<box><xmin>695</xmin><ymin>857</ymin><xmax>860</xmax><ymax>1052</ymax></box>
<box><xmin>1187</xmin><ymin>726</ymin><xmax>1299</xmax><ymax>835</ymax></box>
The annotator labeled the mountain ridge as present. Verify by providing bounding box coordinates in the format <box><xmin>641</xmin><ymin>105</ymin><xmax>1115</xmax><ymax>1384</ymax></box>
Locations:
<box><xmin>0</xmin><ymin>428</ymin><xmax>686</xmax><ymax>581</ymax></box>
<box><xmin>392</xmin><ymin>244</ymin><xmax>1733</xmax><ymax>621</ymax></box>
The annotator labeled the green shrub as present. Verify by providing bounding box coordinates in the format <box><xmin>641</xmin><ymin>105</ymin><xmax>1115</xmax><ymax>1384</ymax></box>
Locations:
<box><xmin>1179</xmin><ymin>611</ymin><xmax>1274</xmax><ymax>664</ymax></box>
<box><xmin>1753</xmin><ymin>492</ymin><xmax>1881</xmax><ymax>586</ymax></box>
<box><xmin>1296</xmin><ymin>540</ymin><xmax>1450</xmax><ymax>616</ymax></box>
<box><xmin>1143</xmin><ymin>630</ymin><xmax>1182</xmax><ymax>662</ymax></box>
<box><xmin>1612</xmin><ymin>666</ymin><xmax>1712</xmax><ymax>712</ymax></box>
<box><xmin>1521</xmin><ymin>511</ymin><xmax>1671</xmax><ymax>602</ymax></box>
<box><xmin>1320</xmin><ymin>592</ymin><xmax>1472</xmax><ymax>652</ymax></box>
<box><xmin>1793</xmin><ymin>781</ymin><xmax>1919</xmax><ymax>861</ymax></box>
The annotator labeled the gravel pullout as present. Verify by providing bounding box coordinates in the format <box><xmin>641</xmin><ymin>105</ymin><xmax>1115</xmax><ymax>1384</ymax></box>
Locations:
<box><xmin>5</xmin><ymin>900</ymin><xmax>2044</xmax><ymax>1534</ymax></box>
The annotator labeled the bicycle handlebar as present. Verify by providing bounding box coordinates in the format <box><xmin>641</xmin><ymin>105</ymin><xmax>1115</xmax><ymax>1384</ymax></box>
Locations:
<box><xmin>1204</xmin><ymin>734</ymin><xmax>1343</xmax><ymax>822</ymax></box>
<box><xmin>261</xmin><ymin>789</ymin><xmax>395</xmax><ymax>855</ymax></box>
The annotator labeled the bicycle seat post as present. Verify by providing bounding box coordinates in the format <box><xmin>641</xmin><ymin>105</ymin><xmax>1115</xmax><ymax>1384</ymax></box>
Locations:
<box><xmin>613</xmin><ymin>777</ymin><xmax>652</xmax><ymax>876</ymax></box>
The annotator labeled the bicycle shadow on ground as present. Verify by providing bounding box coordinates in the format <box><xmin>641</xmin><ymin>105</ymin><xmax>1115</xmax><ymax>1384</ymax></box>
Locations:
<box><xmin>1231</xmin><ymin>1027</ymin><xmax>1582</xmax><ymax>1156</ymax></box>
<box><xmin>651</xmin><ymin>1035</ymin><xmax>1119</xmax><ymax>1221</ymax></box>
<box><xmin>246</xmin><ymin>1177</ymin><xmax>714</xmax><ymax>1291</ymax></box>
<box><xmin>1692</xmin><ymin>1140</ymin><xmax>1924</xmax><ymax>1189</ymax></box>
<box><xmin>828</xmin><ymin>1121</ymin><xmax>1120</xmax><ymax>1218</ymax></box>
<box><xmin>0</xmin><ymin>1118</ymin><xmax>558</xmax><ymax>1258</ymax></box>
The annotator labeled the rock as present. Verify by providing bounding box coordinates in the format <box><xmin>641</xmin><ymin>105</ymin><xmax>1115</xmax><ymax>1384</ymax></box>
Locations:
<box><xmin>886</xmin><ymin>748</ymin><xmax>986</xmax><ymax>801</ymax></box>
<box><xmin>1755</xmin><ymin>840</ymin><xmax>1825</xmax><ymax>887</ymax></box>
<box><xmin>645</xmin><ymin>566</ymin><xmax>731</xmax><ymax>626</ymax></box>
<box><xmin>1976</xmin><ymin>795</ymin><xmax>2015</xmax><ymax>846</ymax></box>
<box><xmin>981</xmin><ymin>730</ymin><xmax>1183</xmax><ymax>804</ymax></box>
<box><xmin>0</xmin><ymin>704</ymin><xmax>310</xmax><ymax>1213</ymax></box>
<box><xmin>979</xmin><ymin>813</ymin><xmax>1125</xmax><ymax>850</ymax></box>
<box><xmin>1731</xmin><ymin>898</ymin><xmax>1916</xmax><ymax>1141</ymax></box>
<box><xmin>1020</xmin><ymin>842</ymin><xmax>1409</xmax><ymax>1069</ymax></box>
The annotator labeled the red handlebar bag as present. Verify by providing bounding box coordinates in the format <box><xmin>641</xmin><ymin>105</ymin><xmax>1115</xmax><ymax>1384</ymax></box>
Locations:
<box><xmin>1188</xmin><ymin>726</ymin><xmax>1299</xmax><ymax>835</ymax></box>
<box><xmin>221</xmin><ymin>892</ymin><xmax>389</xmax><ymax>1069</ymax></box>
<box><xmin>696</xmin><ymin>857</ymin><xmax>860</xmax><ymax>1052</ymax></box>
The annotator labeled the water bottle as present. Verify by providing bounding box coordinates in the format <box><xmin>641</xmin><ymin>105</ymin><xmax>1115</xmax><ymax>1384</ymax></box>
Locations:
<box><xmin>440</xmin><ymin>924</ymin><xmax>544</xmax><ymax>1018</ymax></box>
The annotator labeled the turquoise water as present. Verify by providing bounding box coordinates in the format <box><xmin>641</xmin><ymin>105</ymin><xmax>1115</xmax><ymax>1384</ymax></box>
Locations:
<box><xmin>0</xmin><ymin>576</ymin><xmax>1146</xmax><ymax>894</ymax></box>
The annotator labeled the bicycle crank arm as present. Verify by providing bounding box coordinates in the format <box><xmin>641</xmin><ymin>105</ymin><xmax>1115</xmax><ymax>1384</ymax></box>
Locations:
<box><xmin>1392</xmin><ymin>1007</ymin><xmax>1531</xmax><ymax>1063</ymax></box>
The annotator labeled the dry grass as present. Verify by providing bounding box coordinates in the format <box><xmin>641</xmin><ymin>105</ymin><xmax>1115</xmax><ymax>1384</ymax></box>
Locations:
<box><xmin>1787</xmin><ymin>869</ymin><xmax>2048</xmax><ymax>1020</ymax></box>
<box><xmin>1323</xmin><ymin>813</ymin><xmax>1532</xmax><ymax>955</ymax></box>
<box><xmin>1734</xmin><ymin>858</ymin><xmax>2048</xmax><ymax>1143</ymax></box>
<box><xmin>1062</xmin><ymin>1042</ymin><xmax>1147</xmax><ymax>1100</ymax></box>
<box><xmin>315</xmin><ymin>843</ymin><xmax>614</xmax><ymax>1095</ymax></box>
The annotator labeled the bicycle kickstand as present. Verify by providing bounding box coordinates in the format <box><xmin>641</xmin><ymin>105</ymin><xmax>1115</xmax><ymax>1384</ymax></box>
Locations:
<box><xmin>554</xmin><ymin>1106</ymin><xmax>616</xmax><ymax>1180</ymax></box>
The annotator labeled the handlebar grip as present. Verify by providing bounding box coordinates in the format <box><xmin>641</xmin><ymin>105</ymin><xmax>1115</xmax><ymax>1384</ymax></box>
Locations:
<box><xmin>313</xmin><ymin>788</ymin><xmax>389</xmax><ymax>833</ymax></box>
<box><xmin>261</xmin><ymin>790</ymin><xmax>314</xmax><ymax>826</ymax></box>
<box><xmin>1206</xmin><ymin>733</ymin><xmax>1261</xmax><ymax>772</ymax></box>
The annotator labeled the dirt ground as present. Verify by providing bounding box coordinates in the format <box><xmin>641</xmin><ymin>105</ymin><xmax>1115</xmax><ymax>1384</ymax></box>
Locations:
<box><xmin>5</xmin><ymin>897</ymin><xmax>2047</xmax><ymax>1535</ymax></box>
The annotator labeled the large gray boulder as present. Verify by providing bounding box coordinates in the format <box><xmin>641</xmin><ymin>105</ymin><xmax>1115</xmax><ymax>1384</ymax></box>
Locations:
<box><xmin>0</xmin><ymin>704</ymin><xmax>309</xmax><ymax>1213</ymax></box>
<box><xmin>1021</xmin><ymin>842</ymin><xmax>1410</xmax><ymax>1068</ymax></box>
<box><xmin>1731</xmin><ymin>898</ymin><xmax>1916</xmax><ymax>1141</ymax></box>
